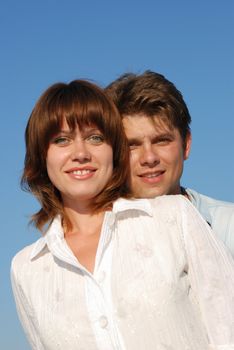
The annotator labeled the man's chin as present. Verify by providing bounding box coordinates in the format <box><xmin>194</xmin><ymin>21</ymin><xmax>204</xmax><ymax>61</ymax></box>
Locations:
<box><xmin>133</xmin><ymin>188</ymin><xmax>166</xmax><ymax>199</ymax></box>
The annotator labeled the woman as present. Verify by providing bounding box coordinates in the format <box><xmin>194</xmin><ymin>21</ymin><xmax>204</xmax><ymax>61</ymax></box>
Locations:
<box><xmin>11</xmin><ymin>79</ymin><xmax>234</xmax><ymax>350</ymax></box>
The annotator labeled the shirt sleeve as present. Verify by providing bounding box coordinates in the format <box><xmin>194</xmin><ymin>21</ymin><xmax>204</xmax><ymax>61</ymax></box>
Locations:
<box><xmin>11</xmin><ymin>257</ymin><xmax>45</xmax><ymax>350</ymax></box>
<box><xmin>179</xmin><ymin>196</ymin><xmax>234</xmax><ymax>350</ymax></box>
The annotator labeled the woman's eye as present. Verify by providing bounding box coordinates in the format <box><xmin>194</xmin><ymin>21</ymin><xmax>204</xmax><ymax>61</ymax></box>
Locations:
<box><xmin>52</xmin><ymin>136</ymin><xmax>70</xmax><ymax>145</ymax></box>
<box><xmin>87</xmin><ymin>134</ymin><xmax>104</xmax><ymax>144</ymax></box>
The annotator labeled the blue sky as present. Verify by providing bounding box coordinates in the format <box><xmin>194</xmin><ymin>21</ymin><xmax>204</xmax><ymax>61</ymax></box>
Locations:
<box><xmin>1</xmin><ymin>1</ymin><xmax>233</xmax><ymax>348</ymax></box>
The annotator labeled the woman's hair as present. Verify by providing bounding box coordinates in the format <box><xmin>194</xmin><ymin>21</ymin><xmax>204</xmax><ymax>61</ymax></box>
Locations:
<box><xmin>21</xmin><ymin>79</ymin><xmax>130</xmax><ymax>231</ymax></box>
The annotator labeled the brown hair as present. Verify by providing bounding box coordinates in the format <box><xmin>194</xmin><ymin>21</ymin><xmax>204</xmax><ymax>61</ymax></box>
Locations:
<box><xmin>21</xmin><ymin>79</ymin><xmax>130</xmax><ymax>231</ymax></box>
<box><xmin>105</xmin><ymin>70</ymin><xmax>191</xmax><ymax>149</ymax></box>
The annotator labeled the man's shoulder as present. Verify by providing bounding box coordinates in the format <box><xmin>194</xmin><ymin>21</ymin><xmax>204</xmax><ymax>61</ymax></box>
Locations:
<box><xmin>186</xmin><ymin>188</ymin><xmax>234</xmax><ymax>211</ymax></box>
<box><xmin>186</xmin><ymin>188</ymin><xmax>234</xmax><ymax>256</ymax></box>
<box><xmin>186</xmin><ymin>187</ymin><xmax>234</xmax><ymax>229</ymax></box>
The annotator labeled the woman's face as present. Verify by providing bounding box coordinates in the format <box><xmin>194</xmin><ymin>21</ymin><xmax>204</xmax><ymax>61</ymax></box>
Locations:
<box><xmin>46</xmin><ymin>120</ymin><xmax>113</xmax><ymax>210</ymax></box>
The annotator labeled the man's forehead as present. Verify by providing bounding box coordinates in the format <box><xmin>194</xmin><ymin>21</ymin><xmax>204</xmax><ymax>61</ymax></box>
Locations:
<box><xmin>123</xmin><ymin>114</ymin><xmax>174</xmax><ymax>134</ymax></box>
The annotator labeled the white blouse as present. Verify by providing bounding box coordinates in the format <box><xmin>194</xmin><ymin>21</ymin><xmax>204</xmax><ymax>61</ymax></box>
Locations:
<box><xmin>11</xmin><ymin>195</ymin><xmax>234</xmax><ymax>350</ymax></box>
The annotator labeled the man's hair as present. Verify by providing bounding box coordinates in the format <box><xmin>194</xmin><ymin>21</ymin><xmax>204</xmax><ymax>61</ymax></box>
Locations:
<box><xmin>21</xmin><ymin>79</ymin><xmax>130</xmax><ymax>231</ymax></box>
<box><xmin>105</xmin><ymin>70</ymin><xmax>191</xmax><ymax>147</ymax></box>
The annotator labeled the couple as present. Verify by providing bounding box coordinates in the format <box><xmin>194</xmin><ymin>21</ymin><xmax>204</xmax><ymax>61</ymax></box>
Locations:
<box><xmin>11</xmin><ymin>73</ymin><xmax>234</xmax><ymax>349</ymax></box>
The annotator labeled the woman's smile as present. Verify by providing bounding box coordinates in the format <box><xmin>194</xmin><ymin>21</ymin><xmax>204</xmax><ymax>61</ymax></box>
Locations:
<box><xmin>65</xmin><ymin>167</ymin><xmax>97</xmax><ymax>179</ymax></box>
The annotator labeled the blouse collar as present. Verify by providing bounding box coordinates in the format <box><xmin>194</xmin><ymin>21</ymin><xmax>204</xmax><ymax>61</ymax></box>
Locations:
<box><xmin>30</xmin><ymin>198</ymin><xmax>153</xmax><ymax>261</ymax></box>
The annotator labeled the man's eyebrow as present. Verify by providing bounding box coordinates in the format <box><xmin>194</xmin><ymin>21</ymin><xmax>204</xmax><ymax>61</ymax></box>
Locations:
<box><xmin>154</xmin><ymin>132</ymin><xmax>175</xmax><ymax>139</ymax></box>
<box><xmin>127</xmin><ymin>137</ymin><xmax>142</xmax><ymax>144</ymax></box>
<box><xmin>127</xmin><ymin>132</ymin><xmax>174</xmax><ymax>142</ymax></box>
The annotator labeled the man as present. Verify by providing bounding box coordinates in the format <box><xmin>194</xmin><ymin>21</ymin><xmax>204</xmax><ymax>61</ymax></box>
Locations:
<box><xmin>105</xmin><ymin>70</ymin><xmax>234</xmax><ymax>256</ymax></box>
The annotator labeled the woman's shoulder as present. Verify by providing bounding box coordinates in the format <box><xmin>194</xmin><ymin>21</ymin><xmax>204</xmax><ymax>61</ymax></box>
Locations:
<box><xmin>11</xmin><ymin>238</ymin><xmax>43</xmax><ymax>273</ymax></box>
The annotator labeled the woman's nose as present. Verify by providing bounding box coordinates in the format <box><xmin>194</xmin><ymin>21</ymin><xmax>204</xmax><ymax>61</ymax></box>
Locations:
<box><xmin>71</xmin><ymin>140</ymin><xmax>91</xmax><ymax>163</ymax></box>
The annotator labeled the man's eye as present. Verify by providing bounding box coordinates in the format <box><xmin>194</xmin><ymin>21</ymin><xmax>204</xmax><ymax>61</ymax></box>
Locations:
<box><xmin>156</xmin><ymin>138</ymin><xmax>172</xmax><ymax>145</ymax></box>
<box><xmin>129</xmin><ymin>144</ymin><xmax>138</xmax><ymax>150</ymax></box>
<box><xmin>128</xmin><ymin>142</ymin><xmax>141</xmax><ymax>150</ymax></box>
<box><xmin>87</xmin><ymin>134</ymin><xmax>104</xmax><ymax>144</ymax></box>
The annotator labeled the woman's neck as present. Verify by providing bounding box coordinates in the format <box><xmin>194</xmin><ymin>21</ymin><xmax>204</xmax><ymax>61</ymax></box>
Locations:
<box><xmin>63</xmin><ymin>205</ymin><xmax>105</xmax><ymax>236</ymax></box>
<box><xmin>63</xmin><ymin>206</ymin><xmax>107</xmax><ymax>273</ymax></box>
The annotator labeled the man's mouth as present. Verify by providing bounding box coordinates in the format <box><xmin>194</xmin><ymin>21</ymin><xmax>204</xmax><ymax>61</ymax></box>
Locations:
<box><xmin>139</xmin><ymin>171</ymin><xmax>165</xmax><ymax>178</ymax></box>
<box><xmin>138</xmin><ymin>170</ymin><xmax>165</xmax><ymax>183</ymax></box>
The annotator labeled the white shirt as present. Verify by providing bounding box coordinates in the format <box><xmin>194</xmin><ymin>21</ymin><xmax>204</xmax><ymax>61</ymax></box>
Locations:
<box><xmin>11</xmin><ymin>195</ymin><xmax>234</xmax><ymax>350</ymax></box>
<box><xmin>186</xmin><ymin>188</ymin><xmax>234</xmax><ymax>256</ymax></box>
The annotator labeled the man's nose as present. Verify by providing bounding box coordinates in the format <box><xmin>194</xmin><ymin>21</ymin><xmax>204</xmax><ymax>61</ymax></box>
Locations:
<box><xmin>71</xmin><ymin>140</ymin><xmax>91</xmax><ymax>163</ymax></box>
<box><xmin>139</xmin><ymin>144</ymin><xmax>159</xmax><ymax>167</ymax></box>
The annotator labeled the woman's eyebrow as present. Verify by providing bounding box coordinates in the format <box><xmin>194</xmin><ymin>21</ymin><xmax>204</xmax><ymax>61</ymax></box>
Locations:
<box><xmin>81</xmin><ymin>126</ymin><xmax>101</xmax><ymax>134</ymax></box>
<box><xmin>59</xmin><ymin>130</ymin><xmax>71</xmax><ymax>134</ymax></box>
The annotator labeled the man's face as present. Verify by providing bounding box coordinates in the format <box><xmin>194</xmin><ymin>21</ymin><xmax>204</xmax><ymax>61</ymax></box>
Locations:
<box><xmin>122</xmin><ymin>114</ymin><xmax>191</xmax><ymax>198</ymax></box>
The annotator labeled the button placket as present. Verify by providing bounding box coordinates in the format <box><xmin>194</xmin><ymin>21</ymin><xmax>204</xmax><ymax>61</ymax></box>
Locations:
<box><xmin>98</xmin><ymin>315</ymin><xmax>108</xmax><ymax>328</ymax></box>
<box><xmin>97</xmin><ymin>271</ymin><xmax>106</xmax><ymax>284</ymax></box>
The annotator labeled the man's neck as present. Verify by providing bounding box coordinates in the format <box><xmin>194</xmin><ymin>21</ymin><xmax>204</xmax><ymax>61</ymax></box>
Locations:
<box><xmin>180</xmin><ymin>186</ymin><xmax>190</xmax><ymax>200</ymax></box>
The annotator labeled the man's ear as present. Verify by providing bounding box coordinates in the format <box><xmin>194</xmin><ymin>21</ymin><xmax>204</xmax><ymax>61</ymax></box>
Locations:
<box><xmin>184</xmin><ymin>132</ymin><xmax>192</xmax><ymax>160</ymax></box>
